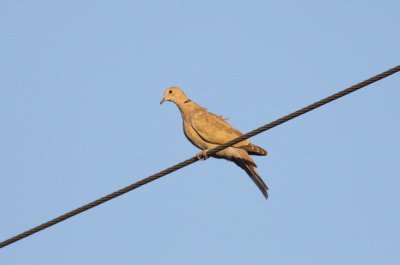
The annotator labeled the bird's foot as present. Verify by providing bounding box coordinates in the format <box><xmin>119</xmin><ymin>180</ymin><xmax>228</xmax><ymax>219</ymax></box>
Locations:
<box><xmin>196</xmin><ymin>149</ymin><xmax>209</xmax><ymax>160</ymax></box>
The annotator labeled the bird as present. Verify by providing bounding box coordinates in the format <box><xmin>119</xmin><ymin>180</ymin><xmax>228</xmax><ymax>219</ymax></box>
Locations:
<box><xmin>160</xmin><ymin>87</ymin><xmax>269</xmax><ymax>199</ymax></box>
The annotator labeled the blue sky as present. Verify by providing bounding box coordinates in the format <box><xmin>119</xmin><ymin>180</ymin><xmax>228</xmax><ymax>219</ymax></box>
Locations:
<box><xmin>1</xmin><ymin>1</ymin><xmax>399</xmax><ymax>264</ymax></box>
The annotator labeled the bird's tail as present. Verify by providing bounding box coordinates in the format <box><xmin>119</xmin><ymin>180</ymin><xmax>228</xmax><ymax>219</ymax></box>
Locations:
<box><xmin>233</xmin><ymin>157</ymin><xmax>269</xmax><ymax>199</ymax></box>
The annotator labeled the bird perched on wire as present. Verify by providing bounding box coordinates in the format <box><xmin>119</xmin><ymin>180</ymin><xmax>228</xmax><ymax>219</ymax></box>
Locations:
<box><xmin>160</xmin><ymin>87</ymin><xmax>269</xmax><ymax>199</ymax></box>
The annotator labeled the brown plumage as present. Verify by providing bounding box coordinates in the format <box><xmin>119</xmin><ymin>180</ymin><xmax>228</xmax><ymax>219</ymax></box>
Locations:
<box><xmin>160</xmin><ymin>87</ymin><xmax>269</xmax><ymax>199</ymax></box>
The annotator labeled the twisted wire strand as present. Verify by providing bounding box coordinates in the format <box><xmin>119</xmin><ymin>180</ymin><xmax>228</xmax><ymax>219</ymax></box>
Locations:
<box><xmin>1</xmin><ymin>65</ymin><xmax>399</xmax><ymax>249</ymax></box>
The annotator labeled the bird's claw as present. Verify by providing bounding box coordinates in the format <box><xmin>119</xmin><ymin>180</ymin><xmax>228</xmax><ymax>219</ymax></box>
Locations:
<box><xmin>196</xmin><ymin>150</ymin><xmax>209</xmax><ymax>160</ymax></box>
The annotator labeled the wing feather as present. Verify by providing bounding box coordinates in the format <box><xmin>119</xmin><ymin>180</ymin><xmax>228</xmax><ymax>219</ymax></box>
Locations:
<box><xmin>190</xmin><ymin>110</ymin><xmax>266</xmax><ymax>155</ymax></box>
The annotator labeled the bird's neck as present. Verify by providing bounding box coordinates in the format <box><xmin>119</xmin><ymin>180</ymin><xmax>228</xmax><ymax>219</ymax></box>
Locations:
<box><xmin>176</xmin><ymin>99</ymin><xmax>201</xmax><ymax>119</ymax></box>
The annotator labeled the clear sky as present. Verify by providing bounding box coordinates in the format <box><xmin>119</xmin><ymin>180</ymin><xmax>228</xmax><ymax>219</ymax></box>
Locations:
<box><xmin>1</xmin><ymin>1</ymin><xmax>399</xmax><ymax>264</ymax></box>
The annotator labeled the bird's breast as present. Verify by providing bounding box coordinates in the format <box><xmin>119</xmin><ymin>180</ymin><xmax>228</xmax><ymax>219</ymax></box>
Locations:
<box><xmin>182</xmin><ymin>118</ymin><xmax>210</xmax><ymax>150</ymax></box>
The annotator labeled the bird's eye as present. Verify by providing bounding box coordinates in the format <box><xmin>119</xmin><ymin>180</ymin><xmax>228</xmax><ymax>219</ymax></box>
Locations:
<box><xmin>169</xmin><ymin>90</ymin><xmax>172</xmax><ymax>94</ymax></box>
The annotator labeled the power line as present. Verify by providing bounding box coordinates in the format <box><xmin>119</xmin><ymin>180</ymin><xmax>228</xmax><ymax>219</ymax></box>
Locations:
<box><xmin>1</xmin><ymin>65</ymin><xmax>399</xmax><ymax>249</ymax></box>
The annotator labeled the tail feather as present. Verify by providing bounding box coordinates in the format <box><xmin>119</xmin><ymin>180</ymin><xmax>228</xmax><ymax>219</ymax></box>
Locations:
<box><xmin>233</xmin><ymin>158</ymin><xmax>269</xmax><ymax>199</ymax></box>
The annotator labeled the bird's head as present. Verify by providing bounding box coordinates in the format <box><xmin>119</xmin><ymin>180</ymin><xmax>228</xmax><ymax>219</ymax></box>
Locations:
<box><xmin>160</xmin><ymin>87</ymin><xmax>190</xmax><ymax>105</ymax></box>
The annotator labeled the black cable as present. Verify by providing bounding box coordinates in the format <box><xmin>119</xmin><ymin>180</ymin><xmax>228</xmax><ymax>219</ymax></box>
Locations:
<box><xmin>1</xmin><ymin>65</ymin><xmax>399</xmax><ymax>249</ymax></box>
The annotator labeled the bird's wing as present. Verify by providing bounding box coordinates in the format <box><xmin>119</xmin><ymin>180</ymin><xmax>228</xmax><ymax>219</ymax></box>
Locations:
<box><xmin>190</xmin><ymin>110</ymin><xmax>249</xmax><ymax>146</ymax></box>
<box><xmin>190</xmin><ymin>110</ymin><xmax>267</xmax><ymax>155</ymax></box>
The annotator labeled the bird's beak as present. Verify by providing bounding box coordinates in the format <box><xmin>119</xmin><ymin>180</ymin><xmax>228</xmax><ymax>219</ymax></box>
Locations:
<box><xmin>160</xmin><ymin>97</ymin><xmax>166</xmax><ymax>104</ymax></box>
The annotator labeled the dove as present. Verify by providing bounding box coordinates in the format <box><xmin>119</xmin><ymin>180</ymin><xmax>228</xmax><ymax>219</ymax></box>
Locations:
<box><xmin>160</xmin><ymin>87</ymin><xmax>269</xmax><ymax>199</ymax></box>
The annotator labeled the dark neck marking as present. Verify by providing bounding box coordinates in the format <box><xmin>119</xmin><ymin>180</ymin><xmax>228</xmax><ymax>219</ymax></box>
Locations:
<box><xmin>184</xmin><ymin>99</ymin><xmax>192</xmax><ymax>104</ymax></box>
